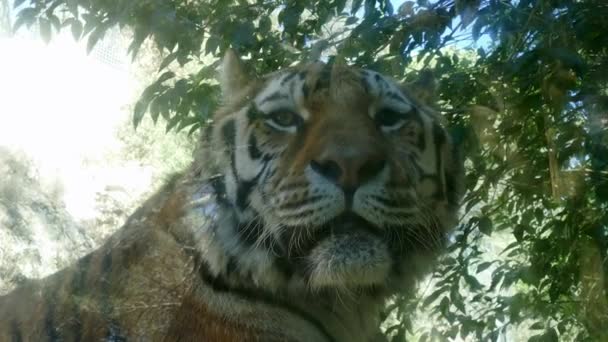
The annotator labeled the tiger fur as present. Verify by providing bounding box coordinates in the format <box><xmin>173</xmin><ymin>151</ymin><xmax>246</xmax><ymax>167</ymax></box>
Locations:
<box><xmin>0</xmin><ymin>50</ymin><xmax>464</xmax><ymax>341</ymax></box>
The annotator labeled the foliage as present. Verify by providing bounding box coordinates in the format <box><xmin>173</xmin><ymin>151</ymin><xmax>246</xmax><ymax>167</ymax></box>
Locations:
<box><xmin>13</xmin><ymin>0</ymin><xmax>608</xmax><ymax>340</ymax></box>
<box><xmin>0</xmin><ymin>0</ymin><xmax>10</xmax><ymax>35</ymax></box>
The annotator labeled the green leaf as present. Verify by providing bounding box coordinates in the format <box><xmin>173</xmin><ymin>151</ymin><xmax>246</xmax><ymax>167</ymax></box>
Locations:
<box><xmin>70</xmin><ymin>19</ymin><xmax>83</xmax><ymax>40</ymax></box>
<box><xmin>48</xmin><ymin>14</ymin><xmax>61</xmax><ymax>31</ymax></box>
<box><xmin>439</xmin><ymin>296</ymin><xmax>449</xmax><ymax>315</ymax></box>
<box><xmin>82</xmin><ymin>14</ymin><xmax>98</xmax><ymax>36</ymax></box>
<box><xmin>513</xmin><ymin>224</ymin><xmax>525</xmax><ymax>242</ymax></box>
<box><xmin>149</xmin><ymin>97</ymin><xmax>161</xmax><ymax>124</ymax></box>
<box><xmin>422</xmin><ymin>286</ymin><xmax>448</xmax><ymax>308</ymax></box>
<box><xmin>478</xmin><ymin>216</ymin><xmax>492</xmax><ymax>235</ymax></box>
<box><xmin>460</xmin><ymin>319</ymin><xmax>475</xmax><ymax>339</ymax></box>
<box><xmin>39</xmin><ymin>18</ymin><xmax>51</xmax><ymax>43</ymax></box>
<box><xmin>232</xmin><ymin>22</ymin><xmax>256</xmax><ymax>48</ymax></box>
<box><xmin>530</xmin><ymin>322</ymin><xmax>545</xmax><ymax>330</ymax></box>
<box><xmin>66</xmin><ymin>0</ymin><xmax>79</xmax><ymax>15</ymax></box>
<box><xmin>165</xmin><ymin>114</ymin><xmax>182</xmax><ymax>133</ymax></box>
<box><xmin>188</xmin><ymin>123</ymin><xmax>202</xmax><ymax>136</ymax></box>
<box><xmin>464</xmin><ymin>196</ymin><xmax>481</xmax><ymax>213</ymax></box>
<box><xmin>13</xmin><ymin>0</ymin><xmax>26</xmax><ymax>8</ymax></box>
<box><xmin>534</xmin><ymin>208</ymin><xmax>544</xmax><ymax>223</ymax></box>
<box><xmin>158</xmin><ymin>53</ymin><xmax>177</xmax><ymax>72</ymax></box>
<box><xmin>259</xmin><ymin>16</ymin><xmax>271</xmax><ymax>33</ymax></box>
<box><xmin>156</xmin><ymin>71</ymin><xmax>175</xmax><ymax>85</ymax></box>
<box><xmin>133</xmin><ymin>100</ymin><xmax>148</xmax><ymax>129</ymax></box>
<box><xmin>335</xmin><ymin>0</ymin><xmax>347</xmax><ymax>14</ymax></box>
<box><xmin>452</xmin><ymin>293</ymin><xmax>466</xmax><ymax>313</ymax></box>
<box><xmin>345</xmin><ymin>16</ymin><xmax>358</xmax><ymax>25</ymax></box>
<box><xmin>351</xmin><ymin>0</ymin><xmax>363</xmax><ymax>14</ymax></box>
<box><xmin>464</xmin><ymin>274</ymin><xmax>483</xmax><ymax>290</ymax></box>
<box><xmin>86</xmin><ymin>27</ymin><xmax>104</xmax><ymax>54</ymax></box>
<box><xmin>205</xmin><ymin>36</ymin><xmax>221</xmax><ymax>55</ymax></box>
<box><xmin>543</xmin><ymin>328</ymin><xmax>559</xmax><ymax>342</ymax></box>
<box><xmin>476</xmin><ymin>262</ymin><xmax>493</xmax><ymax>273</ymax></box>
<box><xmin>528</xmin><ymin>329</ymin><xmax>558</xmax><ymax>342</ymax></box>
<box><xmin>12</xmin><ymin>15</ymin><xmax>29</xmax><ymax>32</ymax></box>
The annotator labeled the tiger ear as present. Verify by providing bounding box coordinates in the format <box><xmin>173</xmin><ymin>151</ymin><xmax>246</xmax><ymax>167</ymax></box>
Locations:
<box><xmin>219</xmin><ymin>49</ymin><xmax>252</xmax><ymax>97</ymax></box>
<box><xmin>403</xmin><ymin>70</ymin><xmax>437</xmax><ymax>105</ymax></box>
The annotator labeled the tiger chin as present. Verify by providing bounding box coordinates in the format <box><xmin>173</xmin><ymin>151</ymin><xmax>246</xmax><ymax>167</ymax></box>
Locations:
<box><xmin>0</xmin><ymin>50</ymin><xmax>463</xmax><ymax>342</ymax></box>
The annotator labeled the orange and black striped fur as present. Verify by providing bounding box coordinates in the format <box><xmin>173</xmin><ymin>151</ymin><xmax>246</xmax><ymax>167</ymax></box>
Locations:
<box><xmin>0</xmin><ymin>51</ymin><xmax>463</xmax><ymax>341</ymax></box>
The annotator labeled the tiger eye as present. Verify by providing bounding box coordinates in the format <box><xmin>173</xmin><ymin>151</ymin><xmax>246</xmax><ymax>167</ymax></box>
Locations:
<box><xmin>269</xmin><ymin>110</ymin><xmax>298</xmax><ymax>127</ymax></box>
<box><xmin>375</xmin><ymin>108</ymin><xmax>404</xmax><ymax>127</ymax></box>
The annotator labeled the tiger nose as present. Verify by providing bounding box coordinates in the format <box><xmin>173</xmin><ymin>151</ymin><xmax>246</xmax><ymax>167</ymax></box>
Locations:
<box><xmin>310</xmin><ymin>143</ymin><xmax>386</xmax><ymax>192</ymax></box>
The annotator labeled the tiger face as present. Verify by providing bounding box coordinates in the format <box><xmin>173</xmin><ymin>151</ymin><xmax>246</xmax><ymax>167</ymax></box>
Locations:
<box><xmin>204</xmin><ymin>51</ymin><xmax>462</xmax><ymax>294</ymax></box>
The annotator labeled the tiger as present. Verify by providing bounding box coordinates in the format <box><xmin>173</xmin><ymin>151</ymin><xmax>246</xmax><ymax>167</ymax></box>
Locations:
<box><xmin>0</xmin><ymin>50</ymin><xmax>463</xmax><ymax>341</ymax></box>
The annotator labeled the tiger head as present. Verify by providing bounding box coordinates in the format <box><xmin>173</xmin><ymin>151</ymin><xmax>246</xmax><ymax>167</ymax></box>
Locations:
<box><xmin>197</xmin><ymin>51</ymin><xmax>463</xmax><ymax>296</ymax></box>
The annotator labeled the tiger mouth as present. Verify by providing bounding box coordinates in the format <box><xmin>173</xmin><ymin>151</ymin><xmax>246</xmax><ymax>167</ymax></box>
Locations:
<box><xmin>317</xmin><ymin>212</ymin><xmax>383</xmax><ymax>239</ymax></box>
<box><xmin>280</xmin><ymin>212</ymin><xmax>383</xmax><ymax>258</ymax></box>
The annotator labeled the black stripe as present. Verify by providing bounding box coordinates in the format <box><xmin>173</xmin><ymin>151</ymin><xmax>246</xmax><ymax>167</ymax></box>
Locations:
<box><xmin>203</xmin><ymin>122</ymin><xmax>215</xmax><ymax>143</ymax></box>
<box><xmin>196</xmin><ymin>260</ymin><xmax>335</xmax><ymax>342</ymax></box>
<box><xmin>236</xmin><ymin>179</ymin><xmax>256</xmax><ymax>210</ymax></box>
<box><xmin>99</xmin><ymin>251</ymin><xmax>127</xmax><ymax>341</ymax></box>
<box><xmin>387</xmin><ymin>91</ymin><xmax>408</xmax><ymax>104</ymax></box>
<box><xmin>101</xmin><ymin>251</ymin><xmax>112</xmax><ymax>275</ymax></box>
<box><xmin>248</xmin><ymin>134</ymin><xmax>262</xmax><ymax>160</ymax></box>
<box><xmin>403</xmin><ymin>109</ymin><xmax>425</xmax><ymax>150</ymax></box>
<box><xmin>105</xmin><ymin>321</ymin><xmax>127</xmax><ymax>341</ymax></box>
<box><xmin>273</xmin><ymin>253</ymin><xmax>296</xmax><ymax>279</ymax></box>
<box><xmin>99</xmin><ymin>252</ymin><xmax>113</xmax><ymax>320</ymax></box>
<box><xmin>277</xmin><ymin>208</ymin><xmax>317</xmax><ymax>220</ymax></box>
<box><xmin>374</xmin><ymin>73</ymin><xmax>388</xmax><ymax>90</ymax></box>
<box><xmin>222</xmin><ymin>119</ymin><xmax>237</xmax><ymax>150</ymax></box>
<box><xmin>278</xmin><ymin>195</ymin><xmax>324</xmax><ymax>210</ymax></box>
<box><xmin>44</xmin><ymin>307</ymin><xmax>59</xmax><ymax>341</ymax></box>
<box><xmin>67</xmin><ymin>254</ymin><xmax>90</xmax><ymax>341</ymax></box>
<box><xmin>315</xmin><ymin>62</ymin><xmax>333</xmax><ymax>92</ymax></box>
<box><xmin>278</xmin><ymin>181</ymin><xmax>309</xmax><ymax>192</ymax></box>
<box><xmin>226</xmin><ymin>256</ymin><xmax>239</xmax><ymax>275</ymax></box>
<box><xmin>281</xmin><ymin>71</ymin><xmax>298</xmax><ymax>85</ymax></box>
<box><xmin>72</xmin><ymin>254</ymin><xmax>91</xmax><ymax>293</ymax></box>
<box><xmin>247</xmin><ymin>105</ymin><xmax>263</xmax><ymax>121</ymax></box>
<box><xmin>235</xmin><ymin>154</ymin><xmax>272</xmax><ymax>210</ymax></box>
<box><xmin>433</xmin><ymin>122</ymin><xmax>447</xmax><ymax>146</ymax></box>
<box><xmin>370</xmin><ymin>195</ymin><xmax>414</xmax><ymax>208</ymax></box>
<box><xmin>211</xmin><ymin>175</ymin><xmax>231</xmax><ymax>207</ymax></box>
<box><xmin>42</xmin><ymin>269</ymin><xmax>61</xmax><ymax>341</ymax></box>
<box><xmin>260</xmin><ymin>91</ymin><xmax>289</xmax><ymax>104</ymax></box>
<box><xmin>360</xmin><ymin>77</ymin><xmax>371</xmax><ymax>94</ymax></box>
<box><xmin>10</xmin><ymin>319</ymin><xmax>22</xmax><ymax>342</ymax></box>
<box><xmin>302</xmin><ymin>82</ymin><xmax>310</xmax><ymax>99</ymax></box>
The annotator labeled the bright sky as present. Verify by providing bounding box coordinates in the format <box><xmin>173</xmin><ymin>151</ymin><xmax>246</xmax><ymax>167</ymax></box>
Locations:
<box><xmin>0</xmin><ymin>29</ymin><xmax>148</xmax><ymax>220</ymax></box>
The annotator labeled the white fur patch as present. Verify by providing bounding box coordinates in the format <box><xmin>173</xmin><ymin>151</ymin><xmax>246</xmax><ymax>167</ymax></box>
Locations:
<box><xmin>307</xmin><ymin>231</ymin><xmax>391</xmax><ymax>289</ymax></box>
